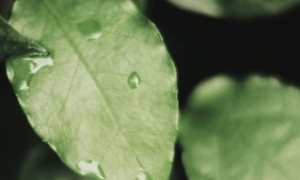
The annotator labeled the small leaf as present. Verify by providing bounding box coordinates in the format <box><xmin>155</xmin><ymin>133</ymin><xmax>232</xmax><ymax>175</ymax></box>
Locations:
<box><xmin>8</xmin><ymin>0</ymin><xmax>178</xmax><ymax>180</ymax></box>
<box><xmin>0</xmin><ymin>16</ymin><xmax>47</xmax><ymax>62</ymax></box>
<box><xmin>167</xmin><ymin>0</ymin><xmax>300</xmax><ymax>19</ymax></box>
<box><xmin>180</xmin><ymin>75</ymin><xmax>300</xmax><ymax>180</ymax></box>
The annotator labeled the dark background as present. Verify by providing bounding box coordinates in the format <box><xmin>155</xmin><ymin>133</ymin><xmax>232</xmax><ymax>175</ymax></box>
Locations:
<box><xmin>1</xmin><ymin>1</ymin><xmax>42</xmax><ymax>179</ymax></box>
<box><xmin>1</xmin><ymin>0</ymin><xmax>300</xmax><ymax>179</ymax></box>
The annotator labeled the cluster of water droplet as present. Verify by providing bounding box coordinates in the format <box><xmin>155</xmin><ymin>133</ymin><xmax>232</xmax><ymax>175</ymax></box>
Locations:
<box><xmin>127</xmin><ymin>71</ymin><xmax>141</xmax><ymax>89</ymax></box>
<box><xmin>76</xmin><ymin>159</ymin><xmax>105</xmax><ymax>180</ymax></box>
<box><xmin>18</xmin><ymin>56</ymin><xmax>54</xmax><ymax>90</ymax></box>
<box><xmin>6</xmin><ymin>54</ymin><xmax>53</xmax><ymax>92</ymax></box>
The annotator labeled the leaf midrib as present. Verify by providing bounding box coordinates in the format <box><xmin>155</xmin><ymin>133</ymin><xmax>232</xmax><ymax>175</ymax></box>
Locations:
<box><xmin>40</xmin><ymin>0</ymin><xmax>143</xmax><ymax>168</ymax></box>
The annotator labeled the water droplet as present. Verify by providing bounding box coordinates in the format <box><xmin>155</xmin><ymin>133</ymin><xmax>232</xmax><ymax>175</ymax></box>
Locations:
<box><xmin>20</xmin><ymin>80</ymin><xmax>29</xmax><ymax>90</ymax></box>
<box><xmin>26</xmin><ymin>74</ymin><xmax>34</xmax><ymax>87</ymax></box>
<box><xmin>18</xmin><ymin>56</ymin><xmax>53</xmax><ymax>91</ymax></box>
<box><xmin>135</xmin><ymin>168</ymin><xmax>151</xmax><ymax>180</ymax></box>
<box><xmin>77</xmin><ymin>19</ymin><xmax>102</xmax><ymax>40</ymax></box>
<box><xmin>27</xmin><ymin>56</ymin><xmax>53</xmax><ymax>74</ymax></box>
<box><xmin>76</xmin><ymin>159</ymin><xmax>105</xmax><ymax>179</ymax></box>
<box><xmin>127</xmin><ymin>71</ymin><xmax>141</xmax><ymax>89</ymax></box>
<box><xmin>88</xmin><ymin>33</ymin><xmax>101</xmax><ymax>40</ymax></box>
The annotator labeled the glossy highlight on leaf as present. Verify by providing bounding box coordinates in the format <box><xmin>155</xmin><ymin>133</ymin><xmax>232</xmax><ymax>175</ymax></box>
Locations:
<box><xmin>0</xmin><ymin>16</ymin><xmax>48</xmax><ymax>62</ymax></box>
<box><xmin>127</xmin><ymin>71</ymin><xmax>141</xmax><ymax>89</ymax></box>
<box><xmin>8</xmin><ymin>0</ymin><xmax>178</xmax><ymax>179</ymax></box>
<box><xmin>76</xmin><ymin>159</ymin><xmax>105</xmax><ymax>179</ymax></box>
<box><xmin>180</xmin><ymin>75</ymin><xmax>300</xmax><ymax>180</ymax></box>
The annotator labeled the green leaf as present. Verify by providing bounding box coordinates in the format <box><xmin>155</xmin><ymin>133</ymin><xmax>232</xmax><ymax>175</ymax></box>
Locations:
<box><xmin>0</xmin><ymin>16</ymin><xmax>48</xmax><ymax>62</ymax></box>
<box><xmin>180</xmin><ymin>75</ymin><xmax>300</xmax><ymax>180</ymax></box>
<box><xmin>7</xmin><ymin>0</ymin><xmax>178</xmax><ymax>179</ymax></box>
<box><xmin>167</xmin><ymin>0</ymin><xmax>300</xmax><ymax>19</ymax></box>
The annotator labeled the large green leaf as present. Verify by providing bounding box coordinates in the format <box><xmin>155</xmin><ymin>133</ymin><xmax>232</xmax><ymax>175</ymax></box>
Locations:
<box><xmin>180</xmin><ymin>75</ymin><xmax>300</xmax><ymax>180</ymax></box>
<box><xmin>0</xmin><ymin>16</ymin><xmax>47</xmax><ymax>62</ymax></box>
<box><xmin>7</xmin><ymin>0</ymin><xmax>178</xmax><ymax>179</ymax></box>
<box><xmin>167</xmin><ymin>0</ymin><xmax>300</xmax><ymax>19</ymax></box>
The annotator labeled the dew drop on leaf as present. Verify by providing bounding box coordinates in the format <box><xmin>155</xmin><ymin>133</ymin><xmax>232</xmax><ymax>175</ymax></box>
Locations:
<box><xmin>20</xmin><ymin>80</ymin><xmax>30</xmax><ymax>90</ymax></box>
<box><xmin>16</xmin><ymin>56</ymin><xmax>53</xmax><ymax>91</ymax></box>
<box><xmin>76</xmin><ymin>159</ymin><xmax>105</xmax><ymax>179</ymax></box>
<box><xmin>28</xmin><ymin>56</ymin><xmax>53</xmax><ymax>74</ymax></box>
<box><xmin>127</xmin><ymin>71</ymin><xmax>141</xmax><ymax>89</ymax></box>
<box><xmin>77</xmin><ymin>19</ymin><xmax>102</xmax><ymax>41</ymax></box>
<box><xmin>26</xmin><ymin>73</ymin><xmax>34</xmax><ymax>87</ymax></box>
<box><xmin>135</xmin><ymin>168</ymin><xmax>151</xmax><ymax>180</ymax></box>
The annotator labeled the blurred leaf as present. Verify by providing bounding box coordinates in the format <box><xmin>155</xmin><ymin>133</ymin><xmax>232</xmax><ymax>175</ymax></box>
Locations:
<box><xmin>167</xmin><ymin>0</ymin><xmax>300</xmax><ymax>19</ymax></box>
<box><xmin>131</xmin><ymin>0</ymin><xmax>148</xmax><ymax>13</ymax></box>
<box><xmin>180</xmin><ymin>75</ymin><xmax>300</xmax><ymax>180</ymax></box>
<box><xmin>0</xmin><ymin>16</ymin><xmax>47</xmax><ymax>62</ymax></box>
<box><xmin>8</xmin><ymin>0</ymin><xmax>178</xmax><ymax>179</ymax></box>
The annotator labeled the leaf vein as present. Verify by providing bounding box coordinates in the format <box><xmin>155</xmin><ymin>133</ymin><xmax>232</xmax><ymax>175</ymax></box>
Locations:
<box><xmin>40</xmin><ymin>0</ymin><xmax>143</xmax><ymax>168</ymax></box>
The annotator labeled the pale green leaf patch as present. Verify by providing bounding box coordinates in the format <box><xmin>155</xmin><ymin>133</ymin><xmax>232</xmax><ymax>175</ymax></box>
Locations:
<box><xmin>7</xmin><ymin>0</ymin><xmax>178</xmax><ymax>179</ymax></box>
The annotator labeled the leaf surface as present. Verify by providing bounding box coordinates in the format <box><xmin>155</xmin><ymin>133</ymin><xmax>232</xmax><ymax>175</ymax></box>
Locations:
<box><xmin>0</xmin><ymin>16</ymin><xmax>47</xmax><ymax>62</ymax></box>
<box><xmin>7</xmin><ymin>0</ymin><xmax>178</xmax><ymax>179</ymax></box>
<box><xmin>180</xmin><ymin>75</ymin><xmax>300</xmax><ymax>180</ymax></box>
<box><xmin>167</xmin><ymin>0</ymin><xmax>300</xmax><ymax>19</ymax></box>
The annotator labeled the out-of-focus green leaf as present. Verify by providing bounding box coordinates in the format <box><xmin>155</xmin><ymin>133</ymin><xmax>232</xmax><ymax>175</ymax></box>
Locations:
<box><xmin>132</xmin><ymin>0</ymin><xmax>148</xmax><ymax>13</ymax></box>
<box><xmin>180</xmin><ymin>75</ymin><xmax>300</xmax><ymax>180</ymax></box>
<box><xmin>8</xmin><ymin>0</ymin><xmax>178</xmax><ymax>179</ymax></box>
<box><xmin>0</xmin><ymin>16</ymin><xmax>47</xmax><ymax>62</ymax></box>
<box><xmin>167</xmin><ymin>0</ymin><xmax>300</xmax><ymax>19</ymax></box>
